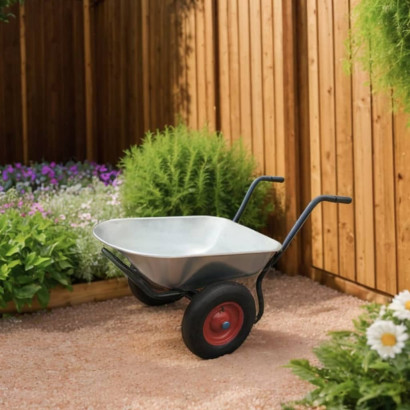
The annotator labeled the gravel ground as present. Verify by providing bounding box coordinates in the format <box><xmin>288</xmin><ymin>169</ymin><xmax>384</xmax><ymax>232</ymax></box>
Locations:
<box><xmin>0</xmin><ymin>272</ymin><xmax>365</xmax><ymax>409</ymax></box>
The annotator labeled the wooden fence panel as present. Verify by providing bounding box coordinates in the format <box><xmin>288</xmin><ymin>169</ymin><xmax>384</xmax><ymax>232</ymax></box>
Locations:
<box><xmin>0</xmin><ymin>4</ymin><xmax>23</xmax><ymax>164</ymax></box>
<box><xmin>305</xmin><ymin>0</ymin><xmax>410</xmax><ymax>296</ymax></box>
<box><xmin>92</xmin><ymin>0</ymin><xmax>144</xmax><ymax>164</ymax></box>
<box><xmin>217</xmin><ymin>0</ymin><xmax>288</xmax><ymax>178</ymax></box>
<box><xmin>24</xmin><ymin>0</ymin><xmax>86</xmax><ymax>163</ymax></box>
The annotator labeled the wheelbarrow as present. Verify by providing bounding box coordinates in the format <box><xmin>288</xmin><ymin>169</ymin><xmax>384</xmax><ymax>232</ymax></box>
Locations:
<box><xmin>93</xmin><ymin>176</ymin><xmax>352</xmax><ymax>359</ymax></box>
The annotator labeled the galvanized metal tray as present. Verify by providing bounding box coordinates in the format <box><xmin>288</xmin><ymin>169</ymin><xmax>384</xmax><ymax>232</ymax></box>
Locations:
<box><xmin>93</xmin><ymin>216</ymin><xmax>282</xmax><ymax>289</ymax></box>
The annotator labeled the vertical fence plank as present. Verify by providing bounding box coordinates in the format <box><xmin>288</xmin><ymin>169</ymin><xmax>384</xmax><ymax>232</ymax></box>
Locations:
<box><xmin>204</xmin><ymin>0</ymin><xmax>216</xmax><ymax>130</ymax></box>
<box><xmin>395</xmin><ymin>110</ymin><xmax>410</xmax><ymax>292</ymax></box>
<box><xmin>19</xmin><ymin>3</ymin><xmax>28</xmax><ymax>164</ymax></box>
<box><xmin>0</xmin><ymin>3</ymin><xmax>23</xmax><ymax>164</ymax></box>
<box><xmin>307</xmin><ymin>0</ymin><xmax>323</xmax><ymax>269</ymax></box>
<box><xmin>351</xmin><ymin>3</ymin><xmax>375</xmax><ymax>288</ymax></box>
<box><xmin>237</xmin><ymin>0</ymin><xmax>252</xmax><ymax>151</ymax></box>
<box><xmin>261</xmin><ymin>0</ymin><xmax>275</xmax><ymax>175</ymax></box>
<box><xmin>141</xmin><ymin>0</ymin><xmax>150</xmax><ymax>131</ymax></box>
<box><xmin>282</xmin><ymin>0</ymin><xmax>300</xmax><ymax>274</ymax></box>
<box><xmin>249</xmin><ymin>0</ymin><xmax>264</xmax><ymax>172</ymax></box>
<box><xmin>187</xmin><ymin>0</ymin><xmax>198</xmax><ymax>128</ymax></box>
<box><xmin>83</xmin><ymin>0</ymin><xmax>94</xmax><ymax>161</ymax></box>
<box><xmin>217</xmin><ymin>0</ymin><xmax>231</xmax><ymax>140</ymax></box>
<box><xmin>334</xmin><ymin>0</ymin><xmax>355</xmax><ymax>280</ymax></box>
<box><xmin>317</xmin><ymin>0</ymin><xmax>338</xmax><ymax>275</ymax></box>
<box><xmin>273</xmin><ymin>1</ymin><xmax>285</xmax><ymax>183</ymax></box>
<box><xmin>372</xmin><ymin>94</ymin><xmax>396</xmax><ymax>294</ymax></box>
<box><xmin>227</xmin><ymin>0</ymin><xmax>240</xmax><ymax>143</ymax></box>
<box><xmin>195</xmin><ymin>0</ymin><xmax>207</xmax><ymax>129</ymax></box>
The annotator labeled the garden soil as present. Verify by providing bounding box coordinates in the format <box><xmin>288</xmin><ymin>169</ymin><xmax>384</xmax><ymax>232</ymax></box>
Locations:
<box><xmin>0</xmin><ymin>272</ymin><xmax>364</xmax><ymax>409</ymax></box>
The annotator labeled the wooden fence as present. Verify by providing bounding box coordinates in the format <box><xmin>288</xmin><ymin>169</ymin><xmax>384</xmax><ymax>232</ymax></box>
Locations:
<box><xmin>0</xmin><ymin>0</ymin><xmax>409</xmax><ymax>300</ymax></box>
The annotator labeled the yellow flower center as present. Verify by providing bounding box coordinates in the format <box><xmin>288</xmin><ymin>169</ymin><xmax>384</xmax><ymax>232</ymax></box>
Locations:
<box><xmin>381</xmin><ymin>333</ymin><xmax>397</xmax><ymax>347</ymax></box>
<box><xmin>405</xmin><ymin>300</ymin><xmax>410</xmax><ymax>310</ymax></box>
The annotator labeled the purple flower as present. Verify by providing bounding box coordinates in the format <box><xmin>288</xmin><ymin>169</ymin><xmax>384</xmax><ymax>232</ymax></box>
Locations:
<box><xmin>41</xmin><ymin>165</ymin><xmax>51</xmax><ymax>175</ymax></box>
<box><xmin>69</xmin><ymin>165</ymin><xmax>79</xmax><ymax>175</ymax></box>
<box><xmin>2</xmin><ymin>170</ymin><xmax>8</xmax><ymax>181</ymax></box>
<box><xmin>100</xmin><ymin>172</ymin><xmax>111</xmax><ymax>182</ymax></box>
<box><xmin>50</xmin><ymin>178</ymin><xmax>58</xmax><ymax>185</ymax></box>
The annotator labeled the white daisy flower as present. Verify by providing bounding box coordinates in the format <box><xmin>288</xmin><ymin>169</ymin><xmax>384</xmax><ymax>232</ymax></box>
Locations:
<box><xmin>389</xmin><ymin>290</ymin><xmax>410</xmax><ymax>321</ymax></box>
<box><xmin>366</xmin><ymin>320</ymin><xmax>408</xmax><ymax>359</ymax></box>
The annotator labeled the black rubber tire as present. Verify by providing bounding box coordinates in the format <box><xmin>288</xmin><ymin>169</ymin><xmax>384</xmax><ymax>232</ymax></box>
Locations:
<box><xmin>181</xmin><ymin>281</ymin><xmax>255</xmax><ymax>359</ymax></box>
<box><xmin>128</xmin><ymin>279</ymin><xmax>183</xmax><ymax>306</ymax></box>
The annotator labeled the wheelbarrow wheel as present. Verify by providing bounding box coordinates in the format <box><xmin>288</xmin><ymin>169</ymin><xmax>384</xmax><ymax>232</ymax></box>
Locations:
<box><xmin>181</xmin><ymin>281</ymin><xmax>255</xmax><ymax>359</ymax></box>
<box><xmin>128</xmin><ymin>279</ymin><xmax>183</xmax><ymax>306</ymax></box>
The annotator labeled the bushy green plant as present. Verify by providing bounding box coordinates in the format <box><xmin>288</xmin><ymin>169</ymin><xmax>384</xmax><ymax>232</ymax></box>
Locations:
<box><xmin>120</xmin><ymin>124</ymin><xmax>272</xmax><ymax>229</ymax></box>
<box><xmin>284</xmin><ymin>293</ymin><xmax>410</xmax><ymax>410</ymax></box>
<box><xmin>37</xmin><ymin>179</ymin><xmax>124</xmax><ymax>282</ymax></box>
<box><xmin>0</xmin><ymin>210</ymin><xmax>79</xmax><ymax>311</ymax></box>
<box><xmin>350</xmin><ymin>0</ymin><xmax>410</xmax><ymax>115</ymax></box>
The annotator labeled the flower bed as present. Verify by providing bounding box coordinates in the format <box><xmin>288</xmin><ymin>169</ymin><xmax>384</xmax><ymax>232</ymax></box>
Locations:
<box><xmin>0</xmin><ymin>161</ymin><xmax>124</xmax><ymax>313</ymax></box>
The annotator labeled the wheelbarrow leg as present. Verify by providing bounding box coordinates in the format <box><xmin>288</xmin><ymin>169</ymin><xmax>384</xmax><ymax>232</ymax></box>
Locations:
<box><xmin>254</xmin><ymin>195</ymin><xmax>352</xmax><ymax>323</ymax></box>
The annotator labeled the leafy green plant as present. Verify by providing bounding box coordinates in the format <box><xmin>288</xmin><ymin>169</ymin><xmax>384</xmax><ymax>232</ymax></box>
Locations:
<box><xmin>120</xmin><ymin>124</ymin><xmax>273</xmax><ymax>229</ymax></box>
<box><xmin>350</xmin><ymin>0</ymin><xmax>410</xmax><ymax>115</ymax></box>
<box><xmin>284</xmin><ymin>295</ymin><xmax>410</xmax><ymax>410</ymax></box>
<box><xmin>0</xmin><ymin>210</ymin><xmax>79</xmax><ymax>312</ymax></box>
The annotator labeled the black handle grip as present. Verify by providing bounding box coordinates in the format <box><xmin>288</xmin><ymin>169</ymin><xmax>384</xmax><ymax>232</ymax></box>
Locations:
<box><xmin>263</xmin><ymin>176</ymin><xmax>285</xmax><ymax>183</ymax></box>
<box><xmin>233</xmin><ymin>175</ymin><xmax>285</xmax><ymax>223</ymax></box>
<box><xmin>320</xmin><ymin>195</ymin><xmax>352</xmax><ymax>204</ymax></box>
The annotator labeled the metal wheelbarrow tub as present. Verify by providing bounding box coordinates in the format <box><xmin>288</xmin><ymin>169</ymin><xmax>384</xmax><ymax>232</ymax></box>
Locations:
<box><xmin>93</xmin><ymin>216</ymin><xmax>282</xmax><ymax>290</ymax></box>
<box><xmin>94</xmin><ymin>176</ymin><xmax>352</xmax><ymax>359</ymax></box>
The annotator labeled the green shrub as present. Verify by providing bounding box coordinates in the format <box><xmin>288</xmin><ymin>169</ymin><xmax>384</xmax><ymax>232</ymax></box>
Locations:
<box><xmin>120</xmin><ymin>124</ymin><xmax>273</xmax><ymax>229</ymax></box>
<box><xmin>284</xmin><ymin>297</ymin><xmax>410</xmax><ymax>410</ymax></box>
<box><xmin>0</xmin><ymin>210</ymin><xmax>79</xmax><ymax>311</ymax></box>
<box><xmin>350</xmin><ymin>0</ymin><xmax>410</xmax><ymax>115</ymax></box>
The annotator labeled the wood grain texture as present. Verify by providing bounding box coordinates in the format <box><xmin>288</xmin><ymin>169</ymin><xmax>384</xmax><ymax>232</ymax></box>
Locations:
<box><xmin>395</xmin><ymin>110</ymin><xmax>410</xmax><ymax>292</ymax></box>
<box><xmin>307</xmin><ymin>0</ymin><xmax>323</xmax><ymax>270</ymax></box>
<box><xmin>334</xmin><ymin>0</ymin><xmax>355</xmax><ymax>281</ymax></box>
<box><xmin>372</xmin><ymin>93</ymin><xmax>396</xmax><ymax>294</ymax></box>
<box><xmin>317</xmin><ymin>0</ymin><xmax>338</xmax><ymax>275</ymax></box>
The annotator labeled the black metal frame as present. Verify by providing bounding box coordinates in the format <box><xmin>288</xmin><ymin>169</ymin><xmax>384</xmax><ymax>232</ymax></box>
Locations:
<box><xmin>101</xmin><ymin>176</ymin><xmax>352</xmax><ymax>322</ymax></box>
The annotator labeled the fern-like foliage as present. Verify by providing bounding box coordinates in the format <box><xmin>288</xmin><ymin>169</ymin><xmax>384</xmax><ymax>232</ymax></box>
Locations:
<box><xmin>119</xmin><ymin>124</ymin><xmax>273</xmax><ymax>230</ymax></box>
<box><xmin>350</xmin><ymin>0</ymin><xmax>410</xmax><ymax>115</ymax></box>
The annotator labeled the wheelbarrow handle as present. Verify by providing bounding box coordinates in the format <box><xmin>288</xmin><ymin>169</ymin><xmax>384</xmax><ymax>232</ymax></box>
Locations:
<box><xmin>274</xmin><ymin>194</ymin><xmax>352</xmax><ymax>262</ymax></box>
<box><xmin>254</xmin><ymin>194</ymin><xmax>352</xmax><ymax>323</ymax></box>
<box><xmin>233</xmin><ymin>176</ymin><xmax>285</xmax><ymax>223</ymax></box>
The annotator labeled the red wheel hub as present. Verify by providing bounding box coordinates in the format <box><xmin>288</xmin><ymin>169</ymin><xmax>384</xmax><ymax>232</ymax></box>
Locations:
<box><xmin>203</xmin><ymin>302</ymin><xmax>244</xmax><ymax>346</ymax></box>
